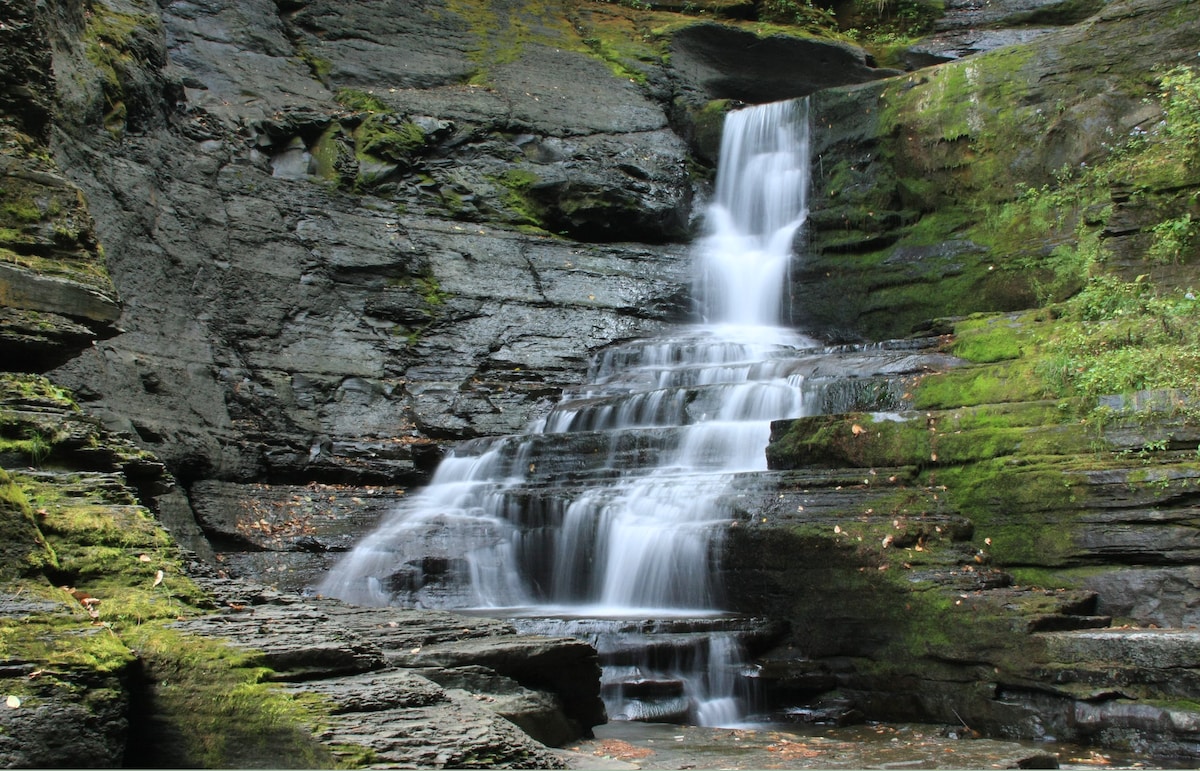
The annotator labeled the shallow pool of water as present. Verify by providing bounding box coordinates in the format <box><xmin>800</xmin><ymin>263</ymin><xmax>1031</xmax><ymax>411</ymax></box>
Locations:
<box><xmin>565</xmin><ymin>720</ymin><xmax>1174</xmax><ymax>769</ymax></box>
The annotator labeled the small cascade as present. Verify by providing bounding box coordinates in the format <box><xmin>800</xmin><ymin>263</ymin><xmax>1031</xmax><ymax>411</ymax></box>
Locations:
<box><xmin>321</xmin><ymin>98</ymin><xmax>923</xmax><ymax>725</ymax></box>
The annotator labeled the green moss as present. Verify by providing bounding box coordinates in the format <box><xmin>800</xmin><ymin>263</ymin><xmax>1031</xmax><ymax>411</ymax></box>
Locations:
<box><xmin>443</xmin><ymin>0</ymin><xmax>570</xmax><ymax>84</ymax></box>
<box><xmin>0</xmin><ymin>467</ymin><xmax>341</xmax><ymax>766</ymax></box>
<box><xmin>354</xmin><ymin>115</ymin><xmax>426</xmax><ymax>165</ymax></box>
<box><xmin>489</xmin><ymin>168</ymin><xmax>547</xmax><ymax>229</ymax></box>
<box><xmin>1</xmin><ymin>200</ymin><xmax>43</xmax><ymax>224</ymax></box>
<box><xmin>82</xmin><ymin>4</ymin><xmax>162</xmax><ymax>134</ymax></box>
<box><xmin>0</xmin><ymin>469</ymin><xmax>58</xmax><ymax>580</ymax></box>
<box><xmin>335</xmin><ymin>88</ymin><xmax>389</xmax><ymax>113</ymax></box>
<box><xmin>948</xmin><ymin>314</ymin><xmax>1030</xmax><ymax>363</ymax></box>
<box><xmin>0</xmin><ymin>173</ymin><xmax>112</xmax><ymax>288</ymax></box>
<box><xmin>928</xmin><ymin>460</ymin><xmax>1082</xmax><ymax>565</ymax></box>
<box><xmin>415</xmin><ymin>275</ymin><xmax>448</xmax><ymax>307</ymax></box>
<box><xmin>912</xmin><ymin>360</ymin><xmax>1050</xmax><ymax>409</ymax></box>
<box><xmin>0</xmin><ymin>602</ymin><xmax>138</xmax><ymax>674</ymax></box>
<box><xmin>309</xmin><ymin>124</ymin><xmax>354</xmax><ymax>185</ymax></box>
<box><xmin>126</xmin><ymin>626</ymin><xmax>335</xmax><ymax>768</ymax></box>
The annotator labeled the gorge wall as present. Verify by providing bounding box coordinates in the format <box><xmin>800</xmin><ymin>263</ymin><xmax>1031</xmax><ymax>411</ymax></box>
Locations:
<box><xmin>2</xmin><ymin>0</ymin><xmax>1199</xmax><ymax>765</ymax></box>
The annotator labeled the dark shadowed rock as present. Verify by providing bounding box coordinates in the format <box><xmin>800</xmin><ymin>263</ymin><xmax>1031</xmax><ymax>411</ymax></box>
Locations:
<box><xmin>669</xmin><ymin>23</ymin><xmax>901</xmax><ymax>105</ymax></box>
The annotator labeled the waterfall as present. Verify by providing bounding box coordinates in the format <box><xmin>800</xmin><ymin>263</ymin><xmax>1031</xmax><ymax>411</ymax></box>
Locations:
<box><xmin>321</xmin><ymin>98</ymin><xmax>816</xmax><ymax>725</ymax></box>
<box><xmin>698</xmin><ymin>99</ymin><xmax>809</xmax><ymax>328</ymax></box>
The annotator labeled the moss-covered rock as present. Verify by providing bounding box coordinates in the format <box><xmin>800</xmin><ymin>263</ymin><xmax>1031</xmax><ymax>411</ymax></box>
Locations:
<box><xmin>752</xmin><ymin>298</ymin><xmax>1200</xmax><ymax>750</ymax></box>
<box><xmin>0</xmin><ymin>375</ymin><xmax>337</xmax><ymax>767</ymax></box>
<box><xmin>799</xmin><ymin>0</ymin><xmax>1200</xmax><ymax>341</ymax></box>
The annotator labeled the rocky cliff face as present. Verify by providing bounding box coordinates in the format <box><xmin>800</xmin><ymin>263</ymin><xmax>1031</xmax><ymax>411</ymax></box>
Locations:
<box><xmin>41</xmin><ymin>0</ymin><xmax>897</xmax><ymax>567</ymax></box>
<box><xmin>3</xmin><ymin>0</ymin><xmax>1200</xmax><ymax>765</ymax></box>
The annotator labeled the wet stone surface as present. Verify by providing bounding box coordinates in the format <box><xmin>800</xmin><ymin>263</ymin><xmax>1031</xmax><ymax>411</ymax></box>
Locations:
<box><xmin>568</xmin><ymin>720</ymin><xmax>1182</xmax><ymax>770</ymax></box>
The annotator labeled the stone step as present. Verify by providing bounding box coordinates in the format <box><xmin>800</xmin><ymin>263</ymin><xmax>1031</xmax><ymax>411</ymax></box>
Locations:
<box><xmin>600</xmin><ymin>668</ymin><xmax>686</xmax><ymax>699</ymax></box>
<box><xmin>1034</xmin><ymin>628</ymin><xmax>1200</xmax><ymax>700</ymax></box>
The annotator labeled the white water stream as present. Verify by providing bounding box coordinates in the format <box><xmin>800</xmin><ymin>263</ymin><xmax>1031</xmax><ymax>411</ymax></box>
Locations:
<box><xmin>321</xmin><ymin>99</ymin><xmax>819</xmax><ymax>724</ymax></box>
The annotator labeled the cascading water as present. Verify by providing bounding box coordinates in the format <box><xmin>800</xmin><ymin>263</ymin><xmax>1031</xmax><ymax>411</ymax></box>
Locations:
<box><xmin>321</xmin><ymin>98</ymin><xmax>822</xmax><ymax>725</ymax></box>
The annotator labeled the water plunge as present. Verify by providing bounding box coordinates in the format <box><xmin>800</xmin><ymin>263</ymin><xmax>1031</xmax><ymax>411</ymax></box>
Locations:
<box><xmin>322</xmin><ymin>98</ymin><xmax>823</xmax><ymax>725</ymax></box>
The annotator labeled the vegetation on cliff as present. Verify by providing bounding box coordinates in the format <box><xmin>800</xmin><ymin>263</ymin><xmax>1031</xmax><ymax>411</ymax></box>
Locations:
<box><xmin>0</xmin><ymin>374</ymin><xmax>341</xmax><ymax>767</ymax></box>
<box><xmin>760</xmin><ymin>39</ymin><xmax>1200</xmax><ymax>751</ymax></box>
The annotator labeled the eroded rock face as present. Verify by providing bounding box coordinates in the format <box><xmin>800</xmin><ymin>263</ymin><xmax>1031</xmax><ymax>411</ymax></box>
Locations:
<box><xmin>796</xmin><ymin>0</ymin><xmax>1200</xmax><ymax>342</ymax></box>
<box><xmin>48</xmin><ymin>0</ymin><xmax>703</xmax><ymax>491</ymax></box>
<box><xmin>0</xmin><ymin>0</ymin><xmax>121</xmax><ymax>370</ymax></box>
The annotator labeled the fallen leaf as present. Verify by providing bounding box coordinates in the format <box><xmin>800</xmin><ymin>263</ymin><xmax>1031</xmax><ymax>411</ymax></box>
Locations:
<box><xmin>5</xmin><ymin>695</ymin><xmax>19</xmax><ymax>709</ymax></box>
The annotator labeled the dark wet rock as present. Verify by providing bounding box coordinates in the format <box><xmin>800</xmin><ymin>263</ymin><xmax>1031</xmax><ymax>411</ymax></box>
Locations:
<box><xmin>668</xmin><ymin>23</ymin><xmax>901</xmax><ymax>105</ymax></box>
<box><xmin>905</xmin><ymin>0</ymin><xmax>1107</xmax><ymax>64</ymax></box>
<box><xmin>187</xmin><ymin>479</ymin><xmax>406</xmax><ymax>590</ymax></box>
<box><xmin>0</xmin><ymin>669</ymin><xmax>129</xmax><ymax>768</ymax></box>
<box><xmin>298</xmin><ymin>668</ymin><xmax>571</xmax><ymax>768</ymax></box>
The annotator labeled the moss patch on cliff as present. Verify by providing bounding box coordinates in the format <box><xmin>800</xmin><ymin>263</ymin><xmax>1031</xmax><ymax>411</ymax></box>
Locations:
<box><xmin>490</xmin><ymin>168</ymin><xmax>549</xmax><ymax>232</ymax></box>
<box><xmin>81</xmin><ymin>1</ymin><xmax>164</xmax><ymax>135</ymax></box>
<box><xmin>126</xmin><ymin>627</ymin><xmax>335</xmax><ymax>768</ymax></box>
<box><xmin>0</xmin><ymin>172</ymin><xmax>110</xmax><ymax>289</ymax></box>
<box><xmin>0</xmin><ymin>375</ymin><xmax>342</xmax><ymax>768</ymax></box>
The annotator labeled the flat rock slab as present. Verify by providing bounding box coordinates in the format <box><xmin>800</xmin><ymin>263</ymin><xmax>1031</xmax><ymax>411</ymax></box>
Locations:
<box><xmin>172</xmin><ymin>581</ymin><xmax>606</xmax><ymax>763</ymax></box>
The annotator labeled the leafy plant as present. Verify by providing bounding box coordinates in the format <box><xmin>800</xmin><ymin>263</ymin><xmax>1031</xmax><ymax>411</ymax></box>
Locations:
<box><xmin>1158</xmin><ymin>64</ymin><xmax>1200</xmax><ymax>151</ymax></box>
<box><xmin>760</xmin><ymin>0</ymin><xmax>837</xmax><ymax>27</ymax></box>
<box><xmin>1147</xmin><ymin>212</ymin><xmax>1198</xmax><ymax>264</ymax></box>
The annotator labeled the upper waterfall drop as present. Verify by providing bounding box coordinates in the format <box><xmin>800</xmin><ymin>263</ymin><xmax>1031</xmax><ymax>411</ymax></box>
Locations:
<box><xmin>697</xmin><ymin>98</ymin><xmax>809</xmax><ymax>329</ymax></box>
